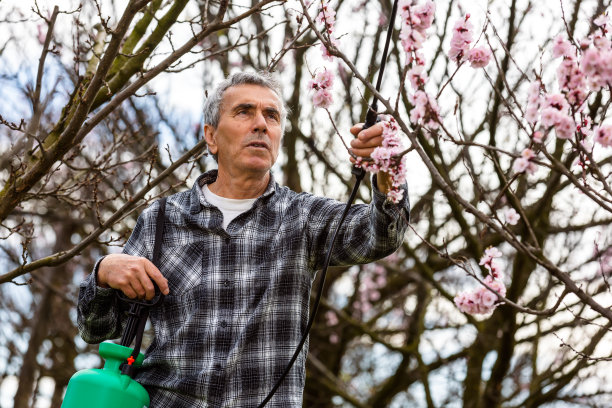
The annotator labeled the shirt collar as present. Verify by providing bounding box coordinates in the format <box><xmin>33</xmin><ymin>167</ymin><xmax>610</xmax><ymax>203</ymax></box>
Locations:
<box><xmin>189</xmin><ymin>169</ymin><xmax>277</xmax><ymax>214</ymax></box>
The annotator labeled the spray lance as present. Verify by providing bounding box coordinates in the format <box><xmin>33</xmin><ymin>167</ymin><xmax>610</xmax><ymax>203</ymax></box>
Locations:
<box><xmin>257</xmin><ymin>0</ymin><xmax>400</xmax><ymax>406</ymax></box>
<box><xmin>62</xmin><ymin>198</ymin><xmax>167</xmax><ymax>408</ymax></box>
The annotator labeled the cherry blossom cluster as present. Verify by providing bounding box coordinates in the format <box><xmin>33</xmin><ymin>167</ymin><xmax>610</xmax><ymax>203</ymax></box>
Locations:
<box><xmin>399</xmin><ymin>0</ymin><xmax>435</xmax><ymax>63</ymax></box>
<box><xmin>409</xmin><ymin>90</ymin><xmax>440</xmax><ymax>129</ymax></box>
<box><xmin>448</xmin><ymin>14</ymin><xmax>492</xmax><ymax>68</ymax></box>
<box><xmin>399</xmin><ymin>1</ymin><xmax>441</xmax><ymax>129</ymax></box>
<box><xmin>454</xmin><ymin>247</ymin><xmax>507</xmax><ymax>315</ymax></box>
<box><xmin>308</xmin><ymin>69</ymin><xmax>335</xmax><ymax>108</ymax></box>
<box><xmin>315</xmin><ymin>0</ymin><xmax>338</xmax><ymax>61</ymax></box>
<box><xmin>356</xmin><ymin>117</ymin><xmax>408</xmax><ymax>203</ymax></box>
<box><xmin>524</xmin><ymin>13</ymin><xmax>612</xmax><ymax>151</ymax></box>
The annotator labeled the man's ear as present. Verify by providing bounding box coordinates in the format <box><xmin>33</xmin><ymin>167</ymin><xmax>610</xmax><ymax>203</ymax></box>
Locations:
<box><xmin>203</xmin><ymin>124</ymin><xmax>218</xmax><ymax>156</ymax></box>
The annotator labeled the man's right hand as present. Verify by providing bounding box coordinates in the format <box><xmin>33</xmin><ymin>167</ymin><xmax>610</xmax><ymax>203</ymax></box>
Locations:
<box><xmin>97</xmin><ymin>254</ymin><xmax>170</xmax><ymax>300</ymax></box>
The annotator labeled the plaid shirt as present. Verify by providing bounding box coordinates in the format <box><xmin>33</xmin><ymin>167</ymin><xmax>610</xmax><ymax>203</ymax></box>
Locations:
<box><xmin>78</xmin><ymin>170</ymin><xmax>409</xmax><ymax>408</ymax></box>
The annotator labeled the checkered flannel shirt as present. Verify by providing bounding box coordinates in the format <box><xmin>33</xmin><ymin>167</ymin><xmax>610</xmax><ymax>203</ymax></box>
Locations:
<box><xmin>78</xmin><ymin>170</ymin><xmax>409</xmax><ymax>408</ymax></box>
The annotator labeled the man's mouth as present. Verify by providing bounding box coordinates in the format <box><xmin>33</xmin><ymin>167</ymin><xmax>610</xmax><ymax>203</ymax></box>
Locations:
<box><xmin>246</xmin><ymin>141</ymin><xmax>269</xmax><ymax>150</ymax></box>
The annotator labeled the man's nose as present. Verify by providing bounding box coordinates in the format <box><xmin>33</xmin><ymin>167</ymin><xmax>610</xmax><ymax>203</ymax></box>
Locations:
<box><xmin>252</xmin><ymin>110</ymin><xmax>268</xmax><ymax>133</ymax></box>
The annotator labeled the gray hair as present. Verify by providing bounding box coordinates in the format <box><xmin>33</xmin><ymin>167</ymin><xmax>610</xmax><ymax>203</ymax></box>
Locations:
<box><xmin>203</xmin><ymin>71</ymin><xmax>288</xmax><ymax>134</ymax></box>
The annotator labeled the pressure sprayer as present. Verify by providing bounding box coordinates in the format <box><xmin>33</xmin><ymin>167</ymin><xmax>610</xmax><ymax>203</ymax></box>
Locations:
<box><xmin>62</xmin><ymin>198</ymin><xmax>167</xmax><ymax>408</ymax></box>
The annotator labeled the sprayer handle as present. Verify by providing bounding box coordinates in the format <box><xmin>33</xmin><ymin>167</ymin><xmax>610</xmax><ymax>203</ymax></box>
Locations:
<box><xmin>116</xmin><ymin>285</ymin><xmax>164</xmax><ymax>307</ymax></box>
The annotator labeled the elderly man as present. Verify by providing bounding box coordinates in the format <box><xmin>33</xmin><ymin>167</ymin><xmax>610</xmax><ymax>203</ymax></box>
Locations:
<box><xmin>78</xmin><ymin>71</ymin><xmax>409</xmax><ymax>407</ymax></box>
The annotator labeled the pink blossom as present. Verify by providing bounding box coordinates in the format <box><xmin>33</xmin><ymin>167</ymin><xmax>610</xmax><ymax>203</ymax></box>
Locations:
<box><xmin>320</xmin><ymin>37</ymin><xmax>339</xmax><ymax>61</ymax></box>
<box><xmin>479</xmin><ymin>289</ymin><xmax>497</xmax><ymax>308</ymax></box>
<box><xmin>467</xmin><ymin>46</ymin><xmax>492</xmax><ymax>68</ymax></box>
<box><xmin>527</xmin><ymin>80</ymin><xmax>541</xmax><ymax>104</ymax></box>
<box><xmin>593</xmin><ymin>33</ymin><xmax>611</xmax><ymax>50</ymax></box>
<box><xmin>594</xmin><ymin>13</ymin><xmax>609</xmax><ymax>28</ymax></box>
<box><xmin>554</xmin><ymin>114</ymin><xmax>576</xmax><ymax>139</ymax></box>
<box><xmin>552</xmin><ymin>35</ymin><xmax>573</xmax><ymax>58</ymax></box>
<box><xmin>556</xmin><ymin>58</ymin><xmax>586</xmax><ymax>106</ymax></box>
<box><xmin>594</xmin><ymin>124</ymin><xmax>612</xmax><ymax>147</ymax></box>
<box><xmin>540</xmin><ymin>107</ymin><xmax>560</xmax><ymax>128</ymax></box>
<box><xmin>399</xmin><ymin>0</ymin><xmax>413</xmax><ymax>21</ymax></box>
<box><xmin>407</xmin><ymin>65</ymin><xmax>428</xmax><ymax>89</ymax></box>
<box><xmin>565</xmin><ymin>88</ymin><xmax>587</xmax><ymax>107</ymax></box>
<box><xmin>513</xmin><ymin>156</ymin><xmax>537</xmax><ymax>175</ymax></box>
<box><xmin>556</xmin><ymin>59</ymin><xmax>583</xmax><ymax>89</ymax></box>
<box><xmin>448</xmin><ymin>16</ymin><xmax>473</xmax><ymax>62</ymax></box>
<box><xmin>485</xmin><ymin>275</ymin><xmax>507</xmax><ymax>297</ymax></box>
<box><xmin>412</xmin><ymin>0</ymin><xmax>436</xmax><ymax>32</ymax></box>
<box><xmin>532</xmin><ymin>131</ymin><xmax>544</xmax><ymax>143</ymax></box>
<box><xmin>400</xmin><ymin>0</ymin><xmax>432</xmax><ymax>34</ymax></box>
<box><xmin>580</xmin><ymin>48</ymin><xmax>601</xmax><ymax>78</ymax></box>
<box><xmin>312</xmin><ymin>69</ymin><xmax>334</xmax><ymax>88</ymax></box>
<box><xmin>504</xmin><ymin>208</ymin><xmax>520</xmax><ymax>225</ymax></box>
<box><xmin>526</xmin><ymin>105</ymin><xmax>539</xmax><ymax>124</ymax></box>
<box><xmin>398</xmin><ymin>0</ymin><xmax>435</xmax><ymax>60</ymax></box>
<box><xmin>382</xmin><ymin>119</ymin><xmax>400</xmax><ymax>146</ymax></box>
<box><xmin>454</xmin><ymin>281</ymin><xmax>504</xmax><ymax>315</ymax></box>
<box><xmin>310</xmin><ymin>70</ymin><xmax>335</xmax><ymax>108</ymax></box>
<box><xmin>513</xmin><ymin>158</ymin><xmax>529</xmax><ymax>173</ymax></box>
<box><xmin>312</xmin><ymin>89</ymin><xmax>333</xmax><ymax>108</ymax></box>
<box><xmin>544</xmin><ymin>93</ymin><xmax>570</xmax><ymax>114</ymax></box>
<box><xmin>579</xmin><ymin>47</ymin><xmax>612</xmax><ymax>90</ymax></box>
<box><xmin>514</xmin><ymin>149</ymin><xmax>539</xmax><ymax>175</ymax></box>
<box><xmin>409</xmin><ymin>90</ymin><xmax>440</xmax><ymax>129</ymax></box>
<box><xmin>454</xmin><ymin>249</ymin><xmax>508</xmax><ymax>315</ymax></box>
<box><xmin>521</xmin><ymin>148</ymin><xmax>535</xmax><ymax>160</ymax></box>
<box><xmin>386</xmin><ymin>189</ymin><xmax>405</xmax><ymax>203</ymax></box>
<box><xmin>525</xmin><ymin>80</ymin><xmax>542</xmax><ymax>124</ymax></box>
<box><xmin>480</xmin><ymin>246</ymin><xmax>502</xmax><ymax>265</ymax></box>
<box><xmin>400</xmin><ymin>25</ymin><xmax>426</xmax><ymax>53</ymax></box>
<box><xmin>316</xmin><ymin>2</ymin><xmax>336</xmax><ymax>33</ymax></box>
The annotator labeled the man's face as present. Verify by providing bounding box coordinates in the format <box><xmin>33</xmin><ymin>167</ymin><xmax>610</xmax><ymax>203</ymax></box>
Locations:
<box><xmin>204</xmin><ymin>84</ymin><xmax>283</xmax><ymax>177</ymax></box>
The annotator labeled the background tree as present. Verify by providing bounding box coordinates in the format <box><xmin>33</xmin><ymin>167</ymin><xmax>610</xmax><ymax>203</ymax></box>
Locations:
<box><xmin>1</xmin><ymin>0</ymin><xmax>611</xmax><ymax>407</ymax></box>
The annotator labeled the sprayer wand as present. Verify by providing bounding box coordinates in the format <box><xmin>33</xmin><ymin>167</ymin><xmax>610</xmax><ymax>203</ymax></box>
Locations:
<box><xmin>256</xmin><ymin>1</ymin><xmax>399</xmax><ymax>406</ymax></box>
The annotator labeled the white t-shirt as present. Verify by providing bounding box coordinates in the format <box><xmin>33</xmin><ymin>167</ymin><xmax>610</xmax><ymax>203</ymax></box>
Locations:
<box><xmin>202</xmin><ymin>184</ymin><xmax>257</xmax><ymax>230</ymax></box>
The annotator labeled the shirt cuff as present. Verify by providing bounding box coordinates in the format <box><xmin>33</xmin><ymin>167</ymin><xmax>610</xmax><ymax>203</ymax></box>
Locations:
<box><xmin>92</xmin><ymin>256</ymin><xmax>115</xmax><ymax>297</ymax></box>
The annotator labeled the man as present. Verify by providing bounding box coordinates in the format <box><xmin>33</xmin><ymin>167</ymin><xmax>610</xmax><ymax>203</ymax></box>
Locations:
<box><xmin>78</xmin><ymin>71</ymin><xmax>409</xmax><ymax>407</ymax></box>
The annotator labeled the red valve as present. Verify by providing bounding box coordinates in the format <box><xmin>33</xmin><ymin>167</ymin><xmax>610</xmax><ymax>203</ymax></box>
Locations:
<box><xmin>127</xmin><ymin>356</ymin><xmax>135</xmax><ymax>366</ymax></box>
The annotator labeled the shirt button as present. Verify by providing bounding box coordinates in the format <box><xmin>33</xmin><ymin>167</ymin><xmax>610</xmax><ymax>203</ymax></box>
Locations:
<box><xmin>221</xmin><ymin>320</ymin><xmax>227</xmax><ymax>328</ymax></box>
<box><xmin>214</xmin><ymin>363</ymin><xmax>221</xmax><ymax>371</ymax></box>
<box><xmin>224</xmin><ymin>280</ymin><xmax>230</xmax><ymax>286</ymax></box>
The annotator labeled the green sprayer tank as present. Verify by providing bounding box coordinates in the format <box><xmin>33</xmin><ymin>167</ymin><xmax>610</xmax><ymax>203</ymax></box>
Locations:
<box><xmin>61</xmin><ymin>342</ymin><xmax>149</xmax><ymax>408</ymax></box>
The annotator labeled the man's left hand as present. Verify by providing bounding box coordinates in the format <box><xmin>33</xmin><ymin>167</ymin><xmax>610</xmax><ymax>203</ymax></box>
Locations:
<box><xmin>349</xmin><ymin>123</ymin><xmax>392</xmax><ymax>194</ymax></box>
